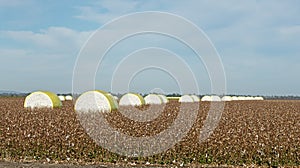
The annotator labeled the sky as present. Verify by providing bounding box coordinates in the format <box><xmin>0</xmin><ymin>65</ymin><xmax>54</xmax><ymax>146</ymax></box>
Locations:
<box><xmin>0</xmin><ymin>0</ymin><xmax>299</xmax><ymax>95</ymax></box>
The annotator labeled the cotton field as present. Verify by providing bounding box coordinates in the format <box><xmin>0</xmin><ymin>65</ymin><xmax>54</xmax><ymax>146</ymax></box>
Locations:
<box><xmin>12</xmin><ymin>90</ymin><xmax>299</xmax><ymax>167</ymax></box>
<box><xmin>1</xmin><ymin>96</ymin><xmax>299</xmax><ymax>167</ymax></box>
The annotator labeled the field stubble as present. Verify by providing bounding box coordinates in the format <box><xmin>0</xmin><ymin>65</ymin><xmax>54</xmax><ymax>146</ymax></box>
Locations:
<box><xmin>0</xmin><ymin>97</ymin><xmax>299</xmax><ymax>167</ymax></box>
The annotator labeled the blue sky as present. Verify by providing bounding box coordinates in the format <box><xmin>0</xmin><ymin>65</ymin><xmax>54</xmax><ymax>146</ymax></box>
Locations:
<box><xmin>0</xmin><ymin>0</ymin><xmax>299</xmax><ymax>95</ymax></box>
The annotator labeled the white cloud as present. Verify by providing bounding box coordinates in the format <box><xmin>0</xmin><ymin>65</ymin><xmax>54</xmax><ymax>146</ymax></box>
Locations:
<box><xmin>0</xmin><ymin>27</ymin><xmax>93</xmax><ymax>92</ymax></box>
<box><xmin>95</xmin><ymin>0</ymin><xmax>139</xmax><ymax>13</ymax></box>
<box><xmin>75</xmin><ymin>0</ymin><xmax>140</xmax><ymax>24</ymax></box>
<box><xmin>0</xmin><ymin>48</ymin><xmax>28</xmax><ymax>57</ymax></box>
<box><xmin>1</xmin><ymin>0</ymin><xmax>300</xmax><ymax>94</ymax></box>
<box><xmin>73</xmin><ymin>0</ymin><xmax>299</xmax><ymax>55</ymax></box>
<box><xmin>1</xmin><ymin>27</ymin><xmax>92</xmax><ymax>54</ymax></box>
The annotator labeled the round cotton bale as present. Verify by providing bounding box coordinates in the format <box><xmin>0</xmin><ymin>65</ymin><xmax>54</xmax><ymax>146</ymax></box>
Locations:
<box><xmin>201</xmin><ymin>95</ymin><xmax>212</xmax><ymax>101</ymax></box>
<box><xmin>231</xmin><ymin>96</ymin><xmax>239</xmax><ymax>101</ymax></box>
<box><xmin>246</xmin><ymin>96</ymin><xmax>255</xmax><ymax>100</ymax></box>
<box><xmin>221</xmin><ymin>96</ymin><xmax>232</xmax><ymax>101</ymax></box>
<box><xmin>167</xmin><ymin>97</ymin><xmax>180</xmax><ymax>101</ymax></box>
<box><xmin>254</xmin><ymin>96</ymin><xmax>264</xmax><ymax>100</ymax></box>
<box><xmin>211</xmin><ymin>95</ymin><xmax>221</xmax><ymax>101</ymax></box>
<box><xmin>158</xmin><ymin>94</ymin><xmax>169</xmax><ymax>103</ymax></box>
<box><xmin>113</xmin><ymin>96</ymin><xmax>119</xmax><ymax>101</ymax></box>
<box><xmin>65</xmin><ymin>95</ymin><xmax>73</xmax><ymax>101</ymax></box>
<box><xmin>179</xmin><ymin>95</ymin><xmax>194</xmax><ymax>102</ymax></box>
<box><xmin>58</xmin><ymin>95</ymin><xmax>65</xmax><ymax>101</ymax></box>
<box><xmin>74</xmin><ymin>90</ymin><xmax>118</xmax><ymax>113</ymax></box>
<box><xmin>144</xmin><ymin>94</ymin><xmax>163</xmax><ymax>105</ymax></box>
<box><xmin>24</xmin><ymin>91</ymin><xmax>62</xmax><ymax>109</ymax></box>
<box><xmin>119</xmin><ymin>93</ymin><xmax>145</xmax><ymax>106</ymax></box>
<box><xmin>190</xmin><ymin>95</ymin><xmax>200</xmax><ymax>102</ymax></box>
<box><xmin>238</xmin><ymin>96</ymin><xmax>247</xmax><ymax>101</ymax></box>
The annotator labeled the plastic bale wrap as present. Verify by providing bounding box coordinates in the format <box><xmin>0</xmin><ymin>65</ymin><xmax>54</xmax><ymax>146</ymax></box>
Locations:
<box><xmin>24</xmin><ymin>91</ymin><xmax>62</xmax><ymax>109</ymax></box>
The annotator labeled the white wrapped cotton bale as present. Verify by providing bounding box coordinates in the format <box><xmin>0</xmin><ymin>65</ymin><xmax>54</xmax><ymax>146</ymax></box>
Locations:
<box><xmin>211</xmin><ymin>95</ymin><xmax>221</xmax><ymax>101</ymax></box>
<box><xmin>58</xmin><ymin>95</ymin><xmax>65</xmax><ymax>101</ymax></box>
<box><xmin>221</xmin><ymin>96</ymin><xmax>232</xmax><ymax>101</ymax></box>
<box><xmin>119</xmin><ymin>93</ymin><xmax>145</xmax><ymax>106</ymax></box>
<box><xmin>24</xmin><ymin>91</ymin><xmax>62</xmax><ymax>109</ymax></box>
<box><xmin>113</xmin><ymin>96</ymin><xmax>119</xmax><ymax>101</ymax></box>
<box><xmin>245</xmin><ymin>97</ymin><xmax>255</xmax><ymax>100</ymax></box>
<box><xmin>65</xmin><ymin>95</ymin><xmax>73</xmax><ymax>101</ymax></box>
<box><xmin>144</xmin><ymin>94</ymin><xmax>163</xmax><ymax>105</ymax></box>
<box><xmin>158</xmin><ymin>94</ymin><xmax>169</xmax><ymax>103</ymax></box>
<box><xmin>190</xmin><ymin>95</ymin><xmax>200</xmax><ymax>102</ymax></box>
<box><xmin>244</xmin><ymin>97</ymin><xmax>251</xmax><ymax>100</ymax></box>
<box><xmin>74</xmin><ymin>90</ymin><xmax>118</xmax><ymax>113</ymax></box>
<box><xmin>167</xmin><ymin>97</ymin><xmax>180</xmax><ymax>101</ymax></box>
<box><xmin>238</xmin><ymin>96</ymin><xmax>247</xmax><ymax>101</ymax></box>
<box><xmin>254</xmin><ymin>96</ymin><xmax>264</xmax><ymax>100</ymax></box>
<box><xmin>201</xmin><ymin>95</ymin><xmax>212</xmax><ymax>101</ymax></box>
<box><xmin>251</xmin><ymin>97</ymin><xmax>257</xmax><ymax>100</ymax></box>
<box><xmin>231</xmin><ymin>96</ymin><xmax>239</xmax><ymax>101</ymax></box>
<box><xmin>179</xmin><ymin>95</ymin><xmax>194</xmax><ymax>102</ymax></box>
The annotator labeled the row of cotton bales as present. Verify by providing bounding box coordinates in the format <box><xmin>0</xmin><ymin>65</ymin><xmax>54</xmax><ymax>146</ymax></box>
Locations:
<box><xmin>200</xmin><ymin>95</ymin><xmax>264</xmax><ymax>101</ymax></box>
<box><xmin>177</xmin><ymin>95</ymin><xmax>200</xmax><ymax>102</ymax></box>
<box><xmin>23</xmin><ymin>91</ymin><xmax>154</xmax><ymax>111</ymax></box>
<box><xmin>227</xmin><ymin>96</ymin><xmax>264</xmax><ymax>101</ymax></box>
<box><xmin>24</xmin><ymin>90</ymin><xmax>265</xmax><ymax>111</ymax></box>
<box><xmin>76</xmin><ymin>92</ymin><xmax>200</xmax><ymax>112</ymax></box>
<box><xmin>75</xmin><ymin>92</ymin><xmax>171</xmax><ymax>113</ymax></box>
<box><xmin>164</xmin><ymin>95</ymin><xmax>264</xmax><ymax>102</ymax></box>
<box><xmin>24</xmin><ymin>91</ymin><xmax>74</xmax><ymax>109</ymax></box>
<box><xmin>118</xmin><ymin>93</ymin><xmax>169</xmax><ymax>106</ymax></box>
<box><xmin>201</xmin><ymin>95</ymin><xmax>222</xmax><ymax>101</ymax></box>
<box><xmin>58</xmin><ymin>95</ymin><xmax>73</xmax><ymax>101</ymax></box>
<box><xmin>26</xmin><ymin>91</ymin><xmax>234</xmax><ymax>110</ymax></box>
<box><xmin>24</xmin><ymin>90</ymin><xmax>171</xmax><ymax>112</ymax></box>
<box><xmin>24</xmin><ymin>90</ymin><xmax>119</xmax><ymax>111</ymax></box>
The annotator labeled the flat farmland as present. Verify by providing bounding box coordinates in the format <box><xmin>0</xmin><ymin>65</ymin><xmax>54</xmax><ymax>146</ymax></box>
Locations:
<box><xmin>0</xmin><ymin>97</ymin><xmax>299</xmax><ymax>167</ymax></box>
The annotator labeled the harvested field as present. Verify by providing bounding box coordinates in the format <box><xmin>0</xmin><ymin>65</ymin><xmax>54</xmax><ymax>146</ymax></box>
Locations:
<box><xmin>0</xmin><ymin>97</ymin><xmax>299</xmax><ymax>167</ymax></box>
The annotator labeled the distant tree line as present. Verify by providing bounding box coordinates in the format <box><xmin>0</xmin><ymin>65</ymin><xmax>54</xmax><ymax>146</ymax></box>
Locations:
<box><xmin>264</xmin><ymin>96</ymin><xmax>300</xmax><ymax>100</ymax></box>
<box><xmin>0</xmin><ymin>93</ymin><xmax>29</xmax><ymax>97</ymax></box>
